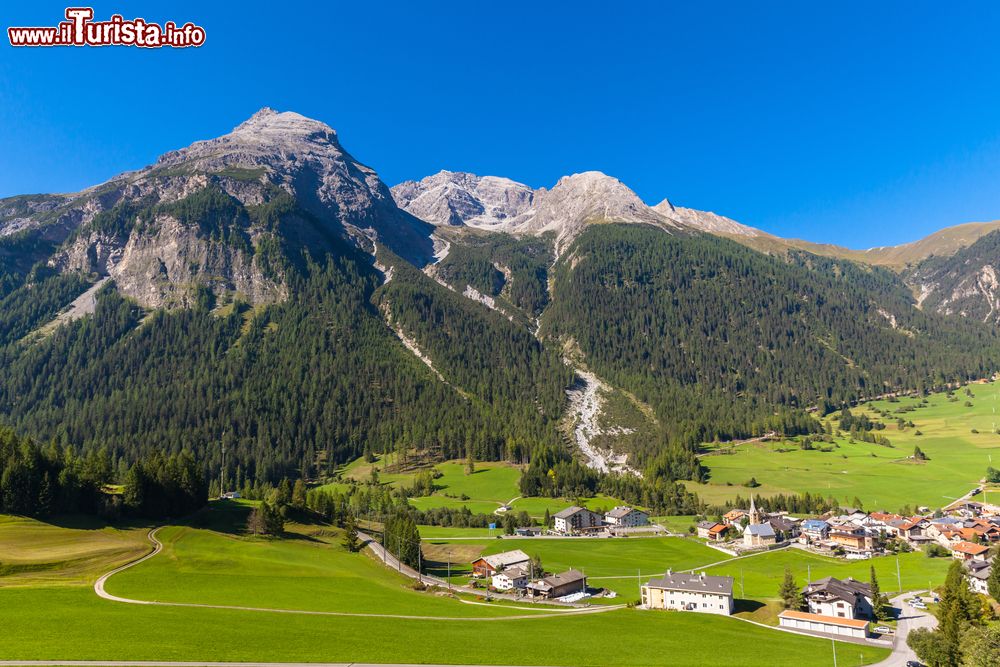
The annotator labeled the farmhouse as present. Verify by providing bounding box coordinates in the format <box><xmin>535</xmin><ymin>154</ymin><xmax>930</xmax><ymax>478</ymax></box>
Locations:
<box><xmin>604</xmin><ymin>506</ymin><xmax>648</xmax><ymax>528</ymax></box>
<box><xmin>696</xmin><ymin>521</ymin><xmax>729</xmax><ymax>541</ymax></box>
<box><xmin>724</xmin><ymin>508</ymin><xmax>746</xmax><ymax>527</ymax></box>
<box><xmin>526</xmin><ymin>569</ymin><xmax>587</xmax><ymax>599</ymax></box>
<box><xmin>553</xmin><ymin>506</ymin><xmax>603</xmax><ymax>535</ymax></box>
<box><xmin>778</xmin><ymin>610</ymin><xmax>870</xmax><ymax>639</ymax></box>
<box><xmin>641</xmin><ymin>570</ymin><xmax>734</xmax><ymax>615</ymax></box>
<box><xmin>951</xmin><ymin>540</ymin><xmax>990</xmax><ymax>562</ymax></box>
<box><xmin>491</xmin><ymin>567</ymin><xmax>529</xmax><ymax>591</ymax></box>
<box><xmin>471</xmin><ymin>549</ymin><xmax>530</xmax><ymax>577</ymax></box>
<box><xmin>802</xmin><ymin>576</ymin><xmax>873</xmax><ymax>619</ymax></box>
<box><xmin>768</xmin><ymin>515</ymin><xmax>800</xmax><ymax>539</ymax></box>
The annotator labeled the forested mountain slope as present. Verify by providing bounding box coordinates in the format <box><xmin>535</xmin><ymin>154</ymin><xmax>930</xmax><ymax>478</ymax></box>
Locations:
<box><xmin>2</xmin><ymin>108</ymin><xmax>1000</xmax><ymax>493</ymax></box>
<box><xmin>540</xmin><ymin>224</ymin><xmax>1000</xmax><ymax>458</ymax></box>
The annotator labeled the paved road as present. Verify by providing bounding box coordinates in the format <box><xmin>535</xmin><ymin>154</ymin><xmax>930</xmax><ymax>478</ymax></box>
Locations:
<box><xmin>872</xmin><ymin>593</ymin><xmax>937</xmax><ymax>667</ymax></box>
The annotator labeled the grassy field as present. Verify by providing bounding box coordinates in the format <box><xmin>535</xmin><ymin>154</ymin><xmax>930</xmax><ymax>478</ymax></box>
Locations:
<box><xmin>0</xmin><ymin>503</ymin><xmax>890</xmax><ymax>666</ymax></box>
<box><xmin>422</xmin><ymin>535</ymin><xmax>725</xmax><ymax>597</ymax></box>
<box><xmin>320</xmin><ymin>457</ymin><xmax>636</xmax><ymax>520</ymax></box>
<box><xmin>687</xmin><ymin>381</ymin><xmax>1000</xmax><ymax>511</ymax></box>
<box><xmin>706</xmin><ymin>547</ymin><xmax>952</xmax><ymax>624</ymax></box>
<box><xmin>0</xmin><ymin>514</ymin><xmax>150</xmax><ymax>587</ymax></box>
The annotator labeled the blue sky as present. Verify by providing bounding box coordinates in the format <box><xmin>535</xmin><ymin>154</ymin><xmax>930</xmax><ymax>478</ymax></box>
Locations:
<box><xmin>2</xmin><ymin>1</ymin><xmax>1000</xmax><ymax>248</ymax></box>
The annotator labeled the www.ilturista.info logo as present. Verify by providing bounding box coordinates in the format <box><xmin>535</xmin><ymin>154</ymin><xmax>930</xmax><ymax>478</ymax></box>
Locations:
<box><xmin>8</xmin><ymin>7</ymin><xmax>205</xmax><ymax>48</ymax></box>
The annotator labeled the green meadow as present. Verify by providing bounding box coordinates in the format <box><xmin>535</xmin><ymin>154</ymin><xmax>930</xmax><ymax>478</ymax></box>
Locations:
<box><xmin>321</xmin><ymin>457</ymin><xmax>636</xmax><ymax>519</ymax></box>
<box><xmin>0</xmin><ymin>503</ymin><xmax>890</xmax><ymax>666</ymax></box>
<box><xmin>686</xmin><ymin>381</ymin><xmax>1000</xmax><ymax>511</ymax></box>
<box><xmin>423</xmin><ymin>535</ymin><xmax>728</xmax><ymax>596</ymax></box>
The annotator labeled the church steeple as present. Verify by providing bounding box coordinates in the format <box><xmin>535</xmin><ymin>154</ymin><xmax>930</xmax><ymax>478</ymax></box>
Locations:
<box><xmin>748</xmin><ymin>494</ymin><xmax>762</xmax><ymax>525</ymax></box>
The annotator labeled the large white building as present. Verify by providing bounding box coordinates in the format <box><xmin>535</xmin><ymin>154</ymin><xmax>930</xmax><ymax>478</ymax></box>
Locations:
<box><xmin>641</xmin><ymin>571</ymin><xmax>734</xmax><ymax>616</ymax></box>
<box><xmin>553</xmin><ymin>506</ymin><xmax>603</xmax><ymax>534</ymax></box>
<box><xmin>604</xmin><ymin>506</ymin><xmax>648</xmax><ymax>528</ymax></box>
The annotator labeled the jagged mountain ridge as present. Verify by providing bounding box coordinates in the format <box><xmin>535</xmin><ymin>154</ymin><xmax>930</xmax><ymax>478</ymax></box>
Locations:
<box><xmin>0</xmin><ymin>108</ymin><xmax>434</xmax><ymax>309</ymax></box>
<box><xmin>393</xmin><ymin>169</ymin><xmax>1000</xmax><ymax>274</ymax></box>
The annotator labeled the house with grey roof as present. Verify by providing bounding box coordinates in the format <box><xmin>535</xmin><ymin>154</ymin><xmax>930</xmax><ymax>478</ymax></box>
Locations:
<box><xmin>641</xmin><ymin>570</ymin><xmax>734</xmax><ymax>615</ymax></box>
<box><xmin>802</xmin><ymin>576</ymin><xmax>873</xmax><ymax>619</ymax></box>
<box><xmin>526</xmin><ymin>569</ymin><xmax>587</xmax><ymax>599</ymax></box>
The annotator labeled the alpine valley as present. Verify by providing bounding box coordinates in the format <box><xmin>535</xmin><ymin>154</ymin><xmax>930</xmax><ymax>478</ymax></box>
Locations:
<box><xmin>3</xmin><ymin>107</ymin><xmax>1000</xmax><ymax>504</ymax></box>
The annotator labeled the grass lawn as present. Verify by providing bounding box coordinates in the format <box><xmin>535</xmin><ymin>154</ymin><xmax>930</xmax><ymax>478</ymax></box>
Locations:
<box><xmin>688</xmin><ymin>381</ymin><xmax>1000</xmax><ymax>511</ymax></box>
<box><xmin>705</xmin><ymin>548</ymin><xmax>952</xmax><ymax>623</ymax></box>
<box><xmin>0</xmin><ymin>514</ymin><xmax>150</xmax><ymax>587</ymax></box>
<box><xmin>650</xmin><ymin>515</ymin><xmax>699</xmax><ymax>534</ymax></box>
<box><xmin>0</xmin><ymin>586</ymin><xmax>889</xmax><ymax>666</ymax></box>
<box><xmin>320</xmin><ymin>456</ymin><xmax>638</xmax><ymax>520</ymax></box>
<box><xmin>0</xmin><ymin>504</ymin><xmax>891</xmax><ymax>665</ymax></box>
<box><xmin>423</xmin><ymin>535</ymin><xmax>725</xmax><ymax>596</ymax></box>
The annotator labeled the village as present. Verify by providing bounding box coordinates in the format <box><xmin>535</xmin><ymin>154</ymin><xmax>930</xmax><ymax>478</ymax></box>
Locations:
<box><xmin>462</xmin><ymin>491</ymin><xmax>1000</xmax><ymax>645</ymax></box>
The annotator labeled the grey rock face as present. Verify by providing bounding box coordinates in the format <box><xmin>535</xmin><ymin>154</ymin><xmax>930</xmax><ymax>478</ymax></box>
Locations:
<box><xmin>14</xmin><ymin>108</ymin><xmax>435</xmax><ymax>309</ymax></box>
<box><xmin>654</xmin><ymin>199</ymin><xmax>761</xmax><ymax>237</ymax></box>
<box><xmin>392</xmin><ymin>171</ymin><xmax>535</xmax><ymax>229</ymax></box>
<box><xmin>393</xmin><ymin>169</ymin><xmax>682</xmax><ymax>254</ymax></box>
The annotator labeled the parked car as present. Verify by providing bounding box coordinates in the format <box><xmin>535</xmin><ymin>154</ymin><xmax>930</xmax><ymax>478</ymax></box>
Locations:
<box><xmin>875</xmin><ymin>626</ymin><xmax>893</xmax><ymax>634</ymax></box>
<box><xmin>906</xmin><ymin>661</ymin><xmax>924</xmax><ymax>667</ymax></box>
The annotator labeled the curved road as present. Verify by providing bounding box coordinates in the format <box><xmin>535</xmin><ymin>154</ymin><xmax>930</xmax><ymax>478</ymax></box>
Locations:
<box><xmin>92</xmin><ymin>528</ymin><xmax>622</xmax><ymax>622</ymax></box>
<box><xmin>871</xmin><ymin>593</ymin><xmax>938</xmax><ymax>667</ymax></box>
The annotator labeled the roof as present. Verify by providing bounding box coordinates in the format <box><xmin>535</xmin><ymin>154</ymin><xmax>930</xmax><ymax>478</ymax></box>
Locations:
<box><xmin>769</xmin><ymin>516</ymin><xmax>797</xmax><ymax>531</ymax></box>
<box><xmin>554</xmin><ymin>506</ymin><xmax>597</xmax><ymax>520</ymax></box>
<box><xmin>697</xmin><ymin>521</ymin><xmax>718</xmax><ymax>530</ymax></box>
<box><xmin>709</xmin><ymin>524</ymin><xmax>728</xmax><ymax>535</ymax></box>
<box><xmin>952</xmin><ymin>541</ymin><xmax>990</xmax><ymax>555</ymax></box>
<box><xmin>803</xmin><ymin>577</ymin><xmax>871</xmax><ymax>605</ymax></box>
<box><xmin>478</xmin><ymin>549</ymin><xmax>530</xmax><ymax>569</ymax></box>
<box><xmin>606</xmin><ymin>506</ymin><xmax>645</xmax><ymax>519</ymax></box>
<box><xmin>645</xmin><ymin>572</ymin><xmax>734</xmax><ymax>596</ymax></box>
<box><xmin>746</xmin><ymin>523</ymin><xmax>776</xmax><ymax>537</ymax></box>
<box><xmin>495</xmin><ymin>567</ymin><xmax>528</xmax><ymax>579</ymax></box>
<box><xmin>802</xmin><ymin>519</ymin><xmax>830</xmax><ymax>530</ymax></box>
<box><xmin>540</xmin><ymin>569</ymin><xmax>586</xmax><ymax>588</ymax></box>
<box><xmin>779</xmin><ymin>610</ymin><xmax>869</xmax><ymax>630</ymax></box>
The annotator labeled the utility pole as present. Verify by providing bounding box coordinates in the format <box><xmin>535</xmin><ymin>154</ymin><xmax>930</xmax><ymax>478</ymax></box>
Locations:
<box><xmin>896</xmin><ymin>556</ymin><xmax>902</xmax><ymax>592</ymax></box>
<box><xmin>220</xmin><ymin>430</ymin><xmax>227</xmax><ymax>497</ymax></box>
<box><xmin>831</xmin><ymin>638</ymin><xmax>837</xmax><ymax>667</ymax></box>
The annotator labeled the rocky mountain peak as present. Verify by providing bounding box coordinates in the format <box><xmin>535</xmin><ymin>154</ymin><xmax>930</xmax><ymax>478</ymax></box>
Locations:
<box><xmin>524</xmin><ymin>171</ymin><xmax>678</xmax><ymax>252</ymax></box>
<box><xmin>391</xmin><ymin>170</ymin><xmax>535</xmax><ymax>228</ymax></box>
<box><xmin>653</xmin><ymin>199</ymin><xmax>761</xmax><ymax>238</ymax></box>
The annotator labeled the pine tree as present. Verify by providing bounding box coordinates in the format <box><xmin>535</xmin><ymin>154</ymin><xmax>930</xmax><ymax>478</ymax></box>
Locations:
<box><xmin>465</xmin><ymin>443</ymin><xmax>475</xmax><ymax>476</ymax></box>
<box><xmin>291</xmin><ymin>479</ymin><xmax>307</xmax><ymax>509</ymax></box>
<box><xmin>543</xmin><ymin>508</ymin><xmax>551</xmax><ymax>528</ymax></box>
<box><xmin>870</xmin><ymin>565</ymin><xmax>888</xmax><ymax>622</ymax></box>
<box><xmin>988</xmin><ymin>549</ymin><xmax>1000</xmax><ymax>601</ymax></box>
<box><xmin>342</xmin><ymin>515</ymin><xmax>360</xmax><ymax>552</ymax></box>
<box><xmin>778</xmin><ymin>567</ymin><xmax>802</xmax><ymax>610</ymax></box>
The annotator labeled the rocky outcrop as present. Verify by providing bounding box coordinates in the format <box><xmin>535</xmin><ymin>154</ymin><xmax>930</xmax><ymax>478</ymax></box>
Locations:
<box><xmin>393</xmin><ymin>169</ymin><xmax>683</xmax><ymax>254</ymax></box>
<box><xmin>391</xmin><ymin>171</ymin><xmax>535</xmax><ymax>228</ymax></box>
